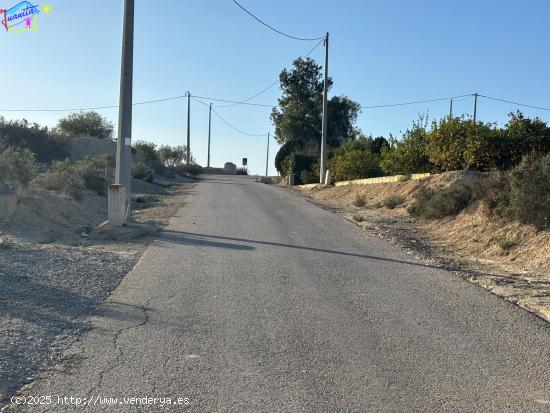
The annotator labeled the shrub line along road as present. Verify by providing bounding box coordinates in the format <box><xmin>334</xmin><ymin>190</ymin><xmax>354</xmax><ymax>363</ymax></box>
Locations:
<box><xmin>11</xmin><ymin>175</ymin><xmax>550</xmax><ymax>412</ymax></box>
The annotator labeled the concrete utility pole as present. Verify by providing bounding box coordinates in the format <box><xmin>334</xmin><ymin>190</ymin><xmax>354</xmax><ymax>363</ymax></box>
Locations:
<box><xmin>473</xmin><ymin>93</ymin><xmax>478</xmax><ymax>123</ymax></box>
<box><xmin>113</xmin><ymin>0</ymin><xmax>134</xmax><ymax>222</ymax></box>
<box><xmin>187</xmin><ymin>92</ymin><xmax>191</xmax><ymax>165</ymax></box>
<box><xmin>265</xmin><ymin>132</ymin><xmax>270</xmax><ymax>177</ymax></box>
<box><xmin>449</xmin><ymin>98</ymin><xmax>453</xmax><ymax>118</ymax></box>
<box><xmin>319</xmin><ymin>32</ymin><xmax>329</xmax><ymax>184</ymax></box>
<box><xmin>207</xmin><ymin>103</ymin><xmax>212</xmax><ymax>168</ymax></box>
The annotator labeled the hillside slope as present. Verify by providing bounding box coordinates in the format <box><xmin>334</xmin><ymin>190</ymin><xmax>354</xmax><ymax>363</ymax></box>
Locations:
<box><xmin>299</xmin><ymin>172</ymin><xmax>550</xmax><ymax>321</ymax></box>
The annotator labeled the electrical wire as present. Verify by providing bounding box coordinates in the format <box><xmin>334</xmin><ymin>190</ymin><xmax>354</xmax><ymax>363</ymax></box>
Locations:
<box><xmin>193</xmin><ymin>95</ymin><xmax>275</xmax><ymax>108</ymax></box>
<box><xmin>212</xmin><ymin>108</ymin><xmax>267</xmax><ymax>137</ymax></box>
<box><xmin>451</xmin><ymin>95</ymin><xmax>473</xmax><ymax>103</ymax></box>
<box><xmin>193</xmin><ymin>96</ymin><xmax>267</xmax><ymax>136</ymax></box>
<box><xmin>0</xmin><ymin>92</ymin><xmax>274</xmax><ymax>112</ymax></box>
<box><xmin>302</xmin><ymin>37</ymin><xmax>325</xmax><ymax>58</ymax></box>
<box><xmin>3</xmin><ymin>91</ymin><xmax>547</xmax><ymax>116</ymax></box>
<box><xmin>0</xmin><ymin>38</ymin><xmax>327</xmax><ymax>113</ymax></box>
<box><xmin>359</xmin><ymin>94</ymin><xmax>474</xmax><ymax>109</ymax></box>
<box><xmin>479</xmin><ymin>94</ymin><xmax>550</xmax><ymax>112</ymax></box>
<box><xmin>231</xmin><ymin>0</ymin><xmax>325</xmax><ymax>42</ymax></box>
<box><xmin>205</xmin><ymin>103</ymin><xmax>267</xmax><ymax>137</ymax></box>
<box><xmin>213</xmin><ymin>80</ymin><xmax>280</xmax><ymax>108</ymax></box>
<box><xmin>214</xmin><ymin>37</ymin><xmax>325</xmax><ymax>109</ymax></box>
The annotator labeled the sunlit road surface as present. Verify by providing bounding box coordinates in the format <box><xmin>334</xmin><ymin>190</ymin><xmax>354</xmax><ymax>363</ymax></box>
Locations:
<box><xmin>12</xmin><ymin>175</ymin><xmax>550</xmax><ymax>412</ymax></box>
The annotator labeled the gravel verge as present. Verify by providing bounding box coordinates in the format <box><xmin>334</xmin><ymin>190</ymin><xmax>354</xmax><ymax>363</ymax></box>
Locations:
<box><xmin>0</xmin><ymin>245</ymin><xmax>141</xmax><ymax>407</ymax></box>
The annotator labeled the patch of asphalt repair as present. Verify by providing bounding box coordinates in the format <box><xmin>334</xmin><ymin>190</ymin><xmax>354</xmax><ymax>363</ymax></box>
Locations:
<box><xmin>0</xmin><ymin>245</ymin><xmax>140</xmax><ymax>407</ymax></box>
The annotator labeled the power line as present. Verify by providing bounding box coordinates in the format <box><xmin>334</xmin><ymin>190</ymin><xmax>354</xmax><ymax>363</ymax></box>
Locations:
<box><xmin>212</xmin><ymin>108</ymin><xmax>267</xmax><ymax>137</ymax></box>
<box><xmin>3</xmin><ymin>91</ymin><xmax>547</xmax><ymax>116</ymax></box>
<box><xmin>232</xmin><ymin>0</ymin><xmax>325</xmax><ymax>42</ymax></box>
<box><xmin>194</xmin><ymin>94</ymin><xmax>275</xmax><ymax>108</ymax></box>
<box><xmin>0</xmin><ymin>92</ymin><xmax>274</xmax><ymax>113</ymax></box>
<box><xmin>201</xmin><ymin>99</ymin><xmax>267</xmax><ymax>137</ymax></box>
<box><xmin>479</xmin><ymin>94</ymin><xmax>550</xmax><ymax>112</ymax></box>
<box><xmin>452</xmin><ymin>95</ymin><xmax>473</xmax><ymax>103</ymax></box>
<box><xmin>359</xmin><ymin>94</ymin><xmax>474</xmax><ymax>109</ymax></box>
<box><xmin>214</xmin><ymin>80</ymin><xmax>280</xmax><ymax>108</ymax></box>
<box><xmin>0</xmin><ymin>37</ymin><xmax>327</xmax><ymax>113</ymax></box>
<box><xmin>303</xmin><ymin>38</ymin><xmax>325</xmax><ymax>58</ymax></box>
<box><xmin>214</xmin><ymin>37</ymin><xmax>324</xmax><ymax>109</ymax></box>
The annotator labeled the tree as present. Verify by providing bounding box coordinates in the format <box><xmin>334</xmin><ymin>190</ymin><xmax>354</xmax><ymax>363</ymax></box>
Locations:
<box><xmin>157</xmin><ymin>145</ymin><xmax>190</xmax><ymax>167</ymax></box>
<box><xmin>271</xmin><ymin>57</ymin><xmax>360</xmax><ymax>175</ymax></box>
<box><xmin>331</xmin><ymin>136</ymin><xmax>389</xmax><ymax>158</ymax></box>
<box><xmin>57</xmin><ymin>111</ymin><xmax>114</xmax><ymax>140</ymax></box>
<box><xmin>380</xmin><ymin>118</ymin><xmax>433</xmax><ymax>175</ymax></box>
<box><xmin>328</xmin><ymin>150</ymin><xmax>382</xmax><ymax>182</ymax></box>
<box><xmin>370</xmin><ymin>136</ymin><xmax>390</xmax><ymax>155</ymax></box>
<box><xmin>427</xmin><ymin>116</ymin><xmax>500</xmax><ymax>171</ymax></box>
<box><xmin>133</xmin><ymin>140</ymin><xmax>158</xmax><ymax>161</ymax></box>
<box><xmin>500</xmin><ymin>111</ymin><xmax>550</xmax><ymax>169</ymax></box>
<box><xmin>0</xmin><ymin>117</ymin><xmax>68</xmax><ymax>162</ymax></box>
<box><xmin>0</xmin><ymin>145</ymin><xmax>37</xmax><ymax>187</ymax></box>
<box><xmin>506</xmin><ymin>153</ymin><xmax>550</xmax><ymax>229</ymax></box>
<box><xmin>271</xmin><ymin>58</ymin><xmax>325</xmax><ymax>155</ymax></box>
<box><xmin>327</xmin><ymin>96</ymin><xmax>361</xmax><ymax>148</ymax></box>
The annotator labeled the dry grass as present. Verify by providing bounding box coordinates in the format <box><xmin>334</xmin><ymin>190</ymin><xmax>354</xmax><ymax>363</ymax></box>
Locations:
<box><xmin>298</xmin><ymin>171</ymin><xmax>550</xmax><ymax>322</ymax></box>
<box><xmin>132</xmin><ymin>184</ymin><xmax>194</xmax><ymax>226</ymax></box>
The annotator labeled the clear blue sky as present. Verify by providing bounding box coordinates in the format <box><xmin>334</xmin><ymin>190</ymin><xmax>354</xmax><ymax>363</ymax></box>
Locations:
<box><xmin>2</xmin><ymin>0</ymin><xmax>550</xmax><ymax>175</ymax></box>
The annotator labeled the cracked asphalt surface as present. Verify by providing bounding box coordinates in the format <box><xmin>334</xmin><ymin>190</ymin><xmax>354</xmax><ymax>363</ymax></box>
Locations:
<box><xmin>9</xmin><ymin>175</ymin><xmax>550</xmax><ymax>412</ymax></box>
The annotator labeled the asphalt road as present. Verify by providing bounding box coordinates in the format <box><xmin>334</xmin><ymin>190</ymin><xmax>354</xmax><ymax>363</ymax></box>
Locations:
<box><xmin>11</xmin><ymin>175</ymin><xmax>550</xmax><ymax>412</ymax></box>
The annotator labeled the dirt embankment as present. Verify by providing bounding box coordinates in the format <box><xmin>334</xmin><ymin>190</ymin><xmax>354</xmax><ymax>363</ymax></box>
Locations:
<box><xmin>298</xmin><ymin>172</ymin><xmax>550</xmax><ymax>322</ymax></box>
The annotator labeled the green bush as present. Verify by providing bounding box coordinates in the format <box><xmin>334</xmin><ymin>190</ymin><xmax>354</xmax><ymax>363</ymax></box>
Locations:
<box><xmin>329</xmin><ymin>150</ymin><xmax>382</xmax><ymax>182</ymax></box>
<box><xmin>132</xmin><ymin>162</ymin><xmax>154</xmax><ymax>183</ymax></box>
<box><xmin>505</xmin><ymin>154</ymin><xmax>550</xmax><ymax>229</ymax></box>
<box><xmin>352</xmin><ymin>193</ymin><xmax>366</xmax><ymax>207</ymax></box>
<box><xmin>490</xmin><ymin>229</ymin><xmax>519</xmax><ymax>251</ymax></box>
<box><xmin>499</xmin><ymin>112</ymin><xmax>550</xmax><ymax>169</ymax></box>
<box><xmin>158</xmin><ymin>145</ymin><xmax>188</xmax><ymax>167</ymax></box>
<box><xmin>0</xmin><ymin>117</ymin><xmax>68</xmax><ymax>162</ymax></box>
<box><xmin>0</xmin><ymin>145</ymin><xmax>37</xmax><ymax>188</ymax></box>
<box><xmin>51</xmin><ymin>160</ymin><xmax>85</xmax><ymax>200</ymax></box>
<box><xmin>235</xmin><ymin>167</ymin><xmax>248</xmax><ymax>175</ymax></box>
<box><xmin>408</xmin><ymin>181</ymin><xmax>480</xmax><ymax>219</ymax></box>
<box><xmin>276</xmin><ymin>153</ymin><xmax>318</xmax><ymax>183</ymax></box>
<box><xmin>274</xmin><ymin>141</ymin><xmax>297</xmax><ymax>177</ymax></box>
<box><xmin>383</xmin><ymin>194</ymin><xmax>405</xmax><ymax>209</ymax></box>
<box><xmin>299</xmin><ymin>169</ymin><xmax>319</xmax><ymax>184</ymax></box>
<box><xmin>427</xmin><ymin>116</ymin><xmax>500</xmax><ymax>172</ymax></box>
<box><xmin>46</xmin><ymin>156</ymin><xmax>112</xmax><ymax>199</ymax></box>
<box><xmin>177</xmin><ymin>163</ymin><xmax>204</xmax><ymax>178</ymax></box>
<box><xmin>78</xmin><ymin>155</ymin><xmax>112</xmax><ymax>195</ymax></box>
<box><xmin>380</xmin><ymin>119</ymin><xmax>433</xmax><ymax>175</ymax></box>
<box><xmin>331</xmin><ymin>137</ymin><xmax>389</xmax><ymax>158</ymax></box>
<box><xmin>57</xmin><ymin>111</ymin><xmax>114</xmax><ymax>140</ymax></box>
<box><xmin>481</xmin><ymin>172</ymin><xmax>510</xmax><ymax>218</ymax></box>
<box><xmin>133</xmin><ymin>140</ymin><xmax>158</xmax><ymax>161</ymax></box>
